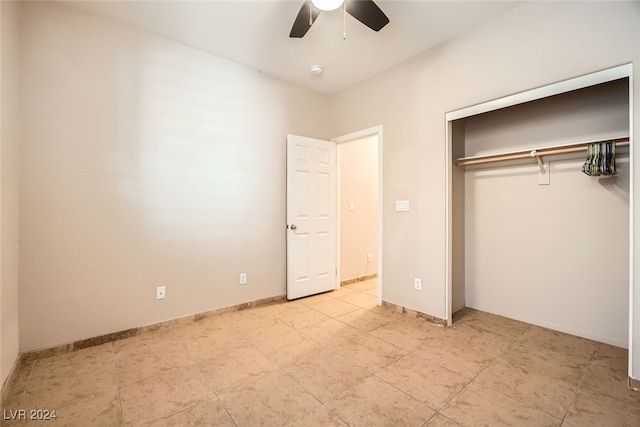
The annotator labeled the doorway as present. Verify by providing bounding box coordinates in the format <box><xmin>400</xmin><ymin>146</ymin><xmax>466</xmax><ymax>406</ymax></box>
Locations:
<box><xmin>333</xmin><ymin>126</ymin><xmax>383</xmax><ymax>304</ymax></box>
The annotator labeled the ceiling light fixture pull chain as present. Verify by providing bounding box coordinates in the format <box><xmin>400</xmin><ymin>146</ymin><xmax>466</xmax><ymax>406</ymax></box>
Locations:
<box><xmin>343</xmin><ymin>0</ymin><xmax>347</xmax><ymax>39</ymax></box>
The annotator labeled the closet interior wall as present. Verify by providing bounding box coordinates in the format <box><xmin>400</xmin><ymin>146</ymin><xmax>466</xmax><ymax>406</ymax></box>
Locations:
<box><xmin>451</xmin><ymin>78</ymin><xmax>630</xmax><ymax>348</ymax></box>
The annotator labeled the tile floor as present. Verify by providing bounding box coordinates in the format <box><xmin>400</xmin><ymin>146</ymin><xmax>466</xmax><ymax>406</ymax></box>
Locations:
<box><xmin>2</xmin><ymin>278</ymin><xmax>640</xmax><ymax>426</ymax></box>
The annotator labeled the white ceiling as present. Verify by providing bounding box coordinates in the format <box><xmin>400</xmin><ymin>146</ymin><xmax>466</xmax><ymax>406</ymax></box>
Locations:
<box><xmin>64</xmin><ymin>0</ymin><xmax>522</xmax><ymax>94</ymax></box>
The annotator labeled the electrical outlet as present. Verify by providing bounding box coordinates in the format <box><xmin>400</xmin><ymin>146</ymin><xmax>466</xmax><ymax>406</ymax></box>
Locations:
<box><xmin>414</xmin><ymin>278</ymin><xmax>422</xmax><ymax>291</ymax></box>
<box><xmin>240</xmin><ymin>273</ymin><xmax>247</xmax><ymax>285</ymax></box>
<box><xmin>367</xmin><ymin>253</ymin><xmax>373</xmax><ymax>262</ymax></box>
<box><xmin>156</xmin><ymin>286</ymin><xmax>166</xmax><ymax>300</ymax></box>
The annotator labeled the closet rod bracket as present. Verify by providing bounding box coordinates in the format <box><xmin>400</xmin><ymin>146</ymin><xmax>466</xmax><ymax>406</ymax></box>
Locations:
<box><xmin>531</xmin><ymin>150</ymin><xmax>546</xmax><ymax>174</ymax></box>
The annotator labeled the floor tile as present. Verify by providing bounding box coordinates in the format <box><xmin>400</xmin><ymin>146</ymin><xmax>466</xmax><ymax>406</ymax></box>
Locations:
<box><xmin>326</xmin><ymin>376</ymin><xmax>434</xmax><ymax>427</ymax></box>
<box><xmin>331</xmin><ymin>291</ymin><xmax>379</xmax><ymax>309</ymax></box>
<box><xmin>218</xmin><ymin>370</ymin><xmax>320</xmax><ymax>426</ymax></box>
<box><xmin>370</xmin><ymin>317</ymin><xmax>441</xmax><ymax>351</ymax></box>
<box><xmin>580</xmin><ymin>358</ymin><xmax>640</xmax><ymax>405</ymax></box>
<box><xmin>2</xmin><ymin>362</ymin><xmax>34</xmax><ymax>407</ymax></box>
<box><xmin>460</xmin><ymin>311</ymin><xmax>531</xmax><ymax>339</ymax></box>
<box><xmin>113</xmin><ymin>329</ymin><xmax>180</xmax><ymax>356</ymax></box>
<box><xmin>440</xmin><ymin>382</ymin><xmax>559</xmax><ymax>426</ymax></box>
<box><xmin>171</xmin><ymin>315</ymin><xmax>230</xmax><ymax>340</ymax></box>
<box><xmin>282</xmin><ymin>345</ymin><xmax>372</xmax><ymax>402</ymax></box>
<box><xmin>284</xmin><ymin>405</ymin><xmax>347</xmax><ymax>427</ymax></box>
<box><xmin>363</xmin><ymin>287</ymin><xmax>378</xmax><ymax>296</ymax></box>
<box><xmin>303</xmin><ymin>296</ymin><xmax>361</xmax><ymax>317</ymax></box>
<box><xmin>296</xmin><ymin>292</ymin><xmax>333</xmax><ymax>306</ymax></box>
<box><xmin>365</xmin><ymin>304</ymin><xmax>403</xmax><ymax>319</ymax></box>
<box><xmin>330</xmin><ymin>287</ymin><xmax>361</xmax><ymax>300</ymax></box>
<box><xmin>338</xmin><ymin>333</ymin><xmax>407</xmax><ymax>372</ymax></box>
<box><xmin>230</xmin><ymin>316</ymin><xmax>297</xmax><ymax>345</ymax></box>
<box><xmin>159</xmin><ymin>398</ymin><xmax>234</xmax><ymax>427</ymax></box>
<box><xmin>424</xmin><ymin>414</ymin><xmax>462</xmax><ymax>426</ymax></box>
<box><xmin>275</xmin><ymin>304</ymin><xmax>331</xmax><ymax>329</ymax></box>
<box><xmin>377</xmin><ymin>353</ymin><xmax>469</xmax><ymax>410</ymax></box>
<box><xmin>3</xmin><ymin>389</ymin><xmax>123</xmax><ymax>427</ymax></box>
<box><xmin>52</xmin><ymin>389</ymin><xmax>123</xmax><ymax>427</ymax></box>
<box><xmin>34</xmin><ymin>343</ymin><xmax>114</xmax><ymax>375</ymax></box>
<box><xmin>517</xmin><ymin>326</ymin><xmax>597</xmax><ymax>361</ymax></box>
<box><xmin>335</xmin><ymin>308</ymin><xmax>393</xmax><ymax>332</ymax></box>
<box><xmin>447</xmin><ymin>323</ymin><xmax>514</xmax><ymax>352</ymax></box>
<box><xmin>451</xmin><ymin>307</ymin><xmax>480</xmax><ymax>324</ymax></box>
<box><xmin>345</xmin><ymin>280</ymin><xmax>377</xmax><ymax>292</ymax></box>
<box><xmin>299</xmin><ymin>318</ymin><xmax>363</xmax><ymax>345</ymax></box>
<box><xmin>20</xmin><ymin>356</ymin><xmax>117</xmax><ymax>410</ymax></box>
<box><xmin>252</xmin><ymin>303</ymin><xmax>291</xmax><ymax>318</ymax></box>
<box><xmin>119</xmin><ymin>364</ymin><xmax>213</xmax><ymax>425</ymax></box>
<box><xmin>500</xmin><ymin>344</ymin><xmax>586</xmax><ymax>385</ymax></box>
<box><xmin>114</xmin><ymin>340</ymin><xmax>193</xmax><ymax>386</ymax></box>
<box><xmin>220</xmin><ymin>306</ymin><xmax>282</xmax><ymax>336</ymax></box>
<box><xmin>180</xmin><ymin>328</ymin><xmax>248</xmax><ymax>363</ymax></box>
<box><xmin>413</xmin><ymin>332</ymin><xmax>503</xmax><ymax>379</ymax></box>
<box><xmin>592</xmin><ymin>342</ymin><xmax>628</xmax><ymax>364</ymax></box>
<box><xmin>6</xmin><ymin>286</ymin><xmax>639</xmax><ymax>427</ymax></box>
<box><xmin>564</xmin><ymin>387</ymin><xmax>640</xmax><ymax>427</ymax></box>
<box><xmin>253</xmin><ymin>328</ymin><xmax>320</xmax><ymax>366</ymax></box>
<box><xmin>474</xmin><ymin>358</ymin><xmax>576</xmax><ymax>419</ymax></box>
<box><xmin>197</xmin><ymin>345</ymin><xmax>278</xmax><ymax>392</ymax></box>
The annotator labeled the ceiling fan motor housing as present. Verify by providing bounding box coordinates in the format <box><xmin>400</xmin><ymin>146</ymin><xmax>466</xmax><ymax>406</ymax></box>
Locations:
<box><xmin>289</xmin><ymin>0</ymin><xmax>390</xmax><ymax>38</ymax></box>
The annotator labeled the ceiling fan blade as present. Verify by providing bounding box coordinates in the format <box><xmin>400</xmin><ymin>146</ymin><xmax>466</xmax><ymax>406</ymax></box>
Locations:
<box><xmin>345</xmin><ymin>0</ymin><xmax>389</xmax><ymax>32</ymax></box>
<box><xmin>290</xmin><ymin>1</ymin><xmax>321</xmax><ymax>38</ymax></box>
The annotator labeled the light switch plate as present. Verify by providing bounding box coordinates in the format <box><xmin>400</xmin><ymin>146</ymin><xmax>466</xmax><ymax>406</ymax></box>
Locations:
<box><xmin>395</xmin><ymin>200</ymin><xmax>410</xmax><ymax>212</ymax></box>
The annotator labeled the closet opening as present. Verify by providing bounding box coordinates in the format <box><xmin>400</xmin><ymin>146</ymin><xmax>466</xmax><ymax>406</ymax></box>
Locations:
<box><xmin>446</xmin><ymin>67</ymin><xmax>632</xmax><ymax>352</ymax></box>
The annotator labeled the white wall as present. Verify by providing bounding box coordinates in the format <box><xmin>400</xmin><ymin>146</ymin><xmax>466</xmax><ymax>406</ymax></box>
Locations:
<box><xmin>0</xmin><ymin>0</ymin><xmax>20</xmax><ymax>386</ymax></box>
<box><xmin>461</xmin><ymin>79</ymin><xmax>630</xmax><ymax>347</ymax></box>
<box><xmin>328</xmin><ymin>1</ymin><xmax>640</xmax><ymax>376</ymax></box>
<box><xmin>340</xmin><ymin>135</ymin><xmax>378</xmax><ymax>282</ymax></box>
<box><xmin>19</xmin><ymin>2</ymin><xmax>330</xmax><ymax>352</ymax></box>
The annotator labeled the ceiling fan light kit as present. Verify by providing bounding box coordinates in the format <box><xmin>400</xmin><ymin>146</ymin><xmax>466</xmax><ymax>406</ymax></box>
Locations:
<box><xmin>312</xmin><ymin>0</ymin><xmax>344</xmax><ymax>12</ymax></box>
<box><xmin>290</xmin><ymin>0</ymin><xmax>389</xmax><ymax>39</ymax></box>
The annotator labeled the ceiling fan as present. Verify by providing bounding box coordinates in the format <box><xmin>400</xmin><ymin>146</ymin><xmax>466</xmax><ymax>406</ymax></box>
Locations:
<box><xmin>290</xmin><ymin>0</ymin><xmax>390</xmax><ymax>38</ymax></box>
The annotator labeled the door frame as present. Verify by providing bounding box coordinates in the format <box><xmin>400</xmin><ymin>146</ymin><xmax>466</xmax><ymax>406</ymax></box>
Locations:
<box><xmin>331</xmin><ymin>126</ymin><xmax>384</xmax><ymax>305</ymax></box>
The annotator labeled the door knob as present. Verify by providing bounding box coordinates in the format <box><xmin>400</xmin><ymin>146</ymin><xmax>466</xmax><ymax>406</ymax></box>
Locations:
<box><xmin>290</xmin><ymin>224</ymin><xmax>297</xmax><ymax>230</ymax></box>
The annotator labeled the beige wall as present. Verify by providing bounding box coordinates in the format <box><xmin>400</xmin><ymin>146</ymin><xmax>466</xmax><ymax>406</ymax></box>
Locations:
<box><xmin>328</xmin><ymin>1</ymin><xmax>640</xmax><ymax>376</ymax></box>
<box><xmin>339</xmin><ymin>135</ymin><xmax>378</xmax><ymax>282</ymax></box>
<box><xmin>18</xmin><ymin>2</ymin><xmax>330</xmax><ymax>352</ymax></box>
<box><xmin>0</xmin><ymin>0</ymin><xmax>20</xmax><ymax>386</ymax></box>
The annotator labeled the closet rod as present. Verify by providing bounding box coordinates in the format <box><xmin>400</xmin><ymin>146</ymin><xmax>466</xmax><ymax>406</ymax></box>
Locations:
<box><xmin>454</xmin><ymin>138</ymin><xmax>629</xmax><ymax>167</ymax></box>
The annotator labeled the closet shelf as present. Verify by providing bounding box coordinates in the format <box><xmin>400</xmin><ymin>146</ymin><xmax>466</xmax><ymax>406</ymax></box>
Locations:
<box><xmin>454</xmin><ymin>137</ymin><xmax>629</xmax><ymax>167</ymax></box>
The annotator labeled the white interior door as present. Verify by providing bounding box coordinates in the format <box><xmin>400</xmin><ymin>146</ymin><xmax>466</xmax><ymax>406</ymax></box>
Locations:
<box><xmin>287</xmin><ymin>134</ymin><xmax>337</xmax><ymax>300</ymax></box>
